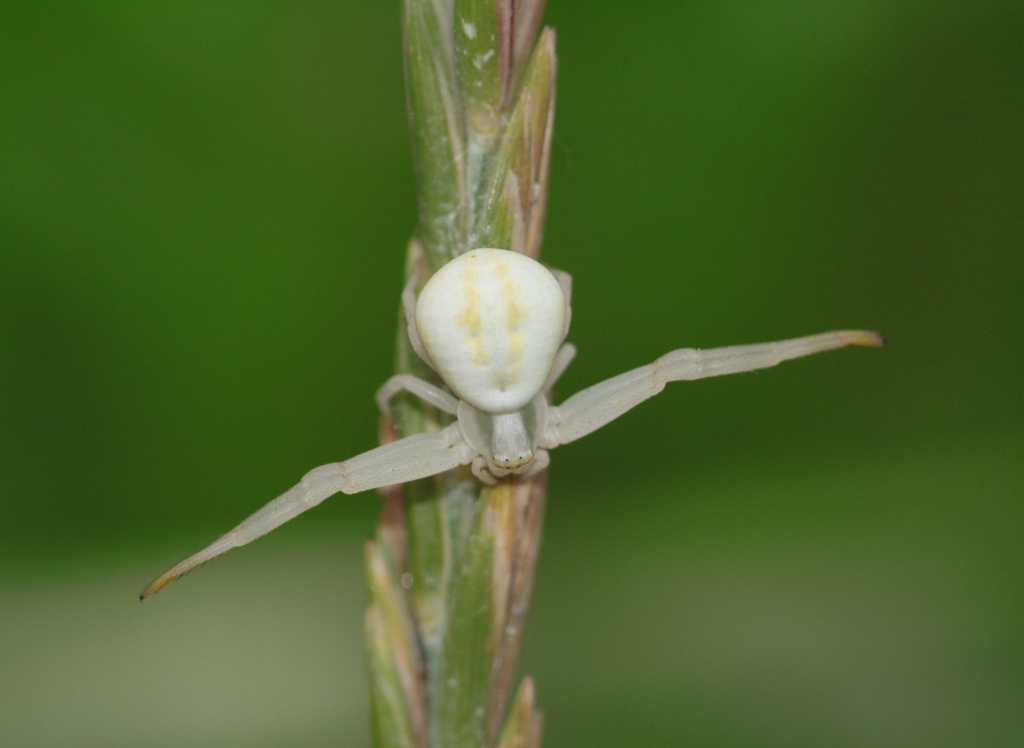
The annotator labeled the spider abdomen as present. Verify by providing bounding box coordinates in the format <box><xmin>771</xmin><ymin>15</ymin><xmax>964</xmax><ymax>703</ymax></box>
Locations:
<box><xmin>415</xmin><ymin>248</ymin><xmax>566</xmax><ymax>413</ymax></box>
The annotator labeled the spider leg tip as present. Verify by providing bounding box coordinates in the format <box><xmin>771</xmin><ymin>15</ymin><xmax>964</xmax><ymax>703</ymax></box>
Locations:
<box><xmin>139</xmin><ymin>572</ymin><xmax>175</xmax><ymax>601</ymax></box>
<box><xmin>845</xmin><ymin>330</ymin><xmax>886</xmax><ymax>348</ymax></box>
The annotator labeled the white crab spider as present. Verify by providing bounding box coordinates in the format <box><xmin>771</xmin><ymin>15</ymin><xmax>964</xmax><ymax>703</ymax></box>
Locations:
<box><xmin>141</xmin><ymin>248</ymin><xmax>882</xmax><ymax>598</ymax></box>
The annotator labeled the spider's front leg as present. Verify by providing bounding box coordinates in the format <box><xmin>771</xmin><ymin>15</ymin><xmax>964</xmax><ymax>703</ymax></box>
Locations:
<box><xmin>141</xmin><ymin>422</ymin><xmax>477</xmax><ymax>599</ymax></box>
<box><xmin>541</xmin><ymin>330</ymin><xmax>884</xmax><ymax>448</ymax></box>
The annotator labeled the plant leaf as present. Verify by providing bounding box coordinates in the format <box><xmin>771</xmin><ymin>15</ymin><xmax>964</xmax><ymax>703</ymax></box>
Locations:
<box><xmin>497</xmin><ymin>677</ymin><xmax>544</xmax><ymax>748</ymax></box>
<box><xmin>454</xmin><ymin>0</ymin><xmax>504</xmax><ymax>141</ymax></box>
<box><xmin>435</xmin><ymin>487</ymin><xmax>495</xmax><ymax>748</ymax></box>
<box><xmin>476</xmin><ymin>27</ymin><xmax>556</xmax><ymax>257</ymax></box>
<box><xmin>366</xmin><ymin>539</ymin><xmax>428</xmax><ymax>748</ymax></box>
<box><xmin>405</xmin><ymin>0</ymin><xmax>467</xmax><ymax>266</ymax></box>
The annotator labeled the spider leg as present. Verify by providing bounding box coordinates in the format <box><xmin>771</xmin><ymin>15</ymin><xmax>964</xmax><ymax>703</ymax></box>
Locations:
<box><xmin>376</xmin><ymin>374</ymin><xmax>459</xmax><ymax>417</ymax></box>
<box><xmin>542</xmin><ymin>343</ymin><xmax>577</xmax><ymax>393</ymax></box>
<box><xmin>471</xmin><ymin>456</ymin><xmax>499</xmax><ymax>485</ymax></box>
<box><xmin>402</xmin><ymin>273</ymin><xmax>435</xmax><ymax>369</ymax></box>
<box><xmin>541</xmin><ymin>330</ymin><xmax>883</xmax><ymax>447</ymax></box>
<box><xmin>547</xmin><ymin>266</ymin><xmax>572</xmax><ymax>307</ymax></box>
<box><xmin>544</xmin><ymin>266</ymin><xmax>573</xmax><ymax>339</ymax></box>
<box><xmin>520</xmin><ymin>449</ymin><xmax>550</xmax><ymax>478</ymax></box>
<box><xmin>141</xmin><ymin>423</ymin><xmax>475</xmax><ymax>599</ymax></box>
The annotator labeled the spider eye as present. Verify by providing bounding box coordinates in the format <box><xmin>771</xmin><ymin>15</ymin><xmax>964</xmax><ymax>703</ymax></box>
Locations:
<box><xmin>492</xmin><ymin>450</ymin><xmax>534</xmax><ymax>470</ymax></box>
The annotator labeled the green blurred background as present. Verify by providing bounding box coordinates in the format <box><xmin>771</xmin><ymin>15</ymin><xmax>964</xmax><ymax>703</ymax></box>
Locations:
<box><xmin>1</xmin><ymin>2</ymin><xmax>1021</xmax><ymax>746</ymax></box>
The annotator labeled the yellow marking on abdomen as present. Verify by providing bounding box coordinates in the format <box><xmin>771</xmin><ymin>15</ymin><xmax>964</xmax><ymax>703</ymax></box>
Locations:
<box><xmin>495</xmin><ymin>261</ymin><xmax>529</xmax><ymax>387</ymax></box>
<box><xmin>454</xmin><ymin>264</ymin><xmax>487</xmax><ymax>367</ymax></box>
